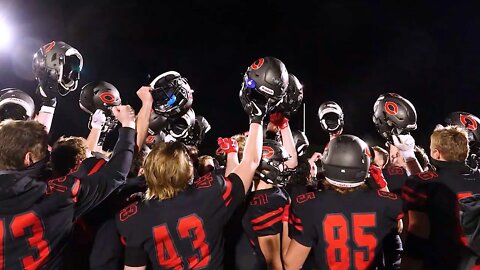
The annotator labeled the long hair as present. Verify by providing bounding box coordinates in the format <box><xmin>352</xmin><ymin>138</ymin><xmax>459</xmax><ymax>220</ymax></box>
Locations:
<box><xmin>143</xmin><ymin>141</ymin><xmax>193</xmax><ymax>200</ymax></box>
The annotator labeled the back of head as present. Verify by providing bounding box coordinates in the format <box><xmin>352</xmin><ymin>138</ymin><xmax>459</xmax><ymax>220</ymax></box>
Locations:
<box><xmin>51</xmin><ymin>136</ymin><xmax>88</xmax><ymax>176</ymax></box>
<box><xmin>431</xmin><ymin>125</ymin><xmax>469</xmax><ymax>162</ymax></box>
<box><xmin>0</xmin><ymin>120</ymin><xmax>48</xmax><ymax>170</ymax></box>
<box><xmin>322</xmin><ymin>135</ymin><xmax>370</xmax><ymax>189</ymax></box>
<box><xmin>143</xmin><ymin>141</ymin><xmax>193</xmax><ymax>200</ymax></box>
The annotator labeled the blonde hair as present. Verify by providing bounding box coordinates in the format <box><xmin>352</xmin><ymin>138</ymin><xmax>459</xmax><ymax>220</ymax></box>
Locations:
<box><xmin>431</xmin><ymin>125</ymin><xmax>469</xmax><ymax>161</ymax></box>
<box><xmin>143</xmin><ymin>141</ymin><xmax>193</xmax><ymax>200</ymax></box>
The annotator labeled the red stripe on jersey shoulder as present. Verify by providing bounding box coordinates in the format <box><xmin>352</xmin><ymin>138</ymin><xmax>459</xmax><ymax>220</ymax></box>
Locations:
<box><xmin>120</xmin><ymin>235</ymin><xmax>127</xmax><ymax>246</ymax></box>
<box><xmin>222</xmin><ymin>177</ymin><xmax>233</xmax><ymax>206</ymax></box>
<box><xmin>87</xmin><ymin>159</ymin><xmax>107</xmax><ymax>176</ymax></box>
<box><xmin>251</xmin><ymin>207</ymin><xmax>283</xmax><ymax>225</ymax></box>
<box><xmin>253</xmin><ymin>215</ymin><xmax>283</xmax><ymax>231</ymax></box>
<box><xmin>457</xmin><ymin>192</ymin><xmax>473</xmax><ymax>200</ymax></box>
<box><xmin>72</xmin><ymin>179</ymin><xmax>80</xmax><ymax>202</ymax></box>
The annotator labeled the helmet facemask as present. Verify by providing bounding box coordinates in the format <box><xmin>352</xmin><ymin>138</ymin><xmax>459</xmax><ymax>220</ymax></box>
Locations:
<box><xmin>151</xmin><ymin>72</ymin><xmax>193</xmax><ymax>117</ymax></box>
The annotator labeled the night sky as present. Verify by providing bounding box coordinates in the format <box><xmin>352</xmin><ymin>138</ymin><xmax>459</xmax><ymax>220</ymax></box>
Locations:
<box><xmin>1</xmin><ymin>0</ymin><xmax>480</xmax><ymax>154</ymax></box>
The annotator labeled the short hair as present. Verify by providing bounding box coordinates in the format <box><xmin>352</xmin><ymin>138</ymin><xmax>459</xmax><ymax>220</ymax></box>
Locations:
<box><xmin>0</xmin><ymin>120</ymin><xmax>48</xmax><ymax>170</ymax></box>
<box><xmin>372</xmin><ymin>146</ymin><xmax>389</xmax><ymax>167</ymax></box>
<box><xmin>143</xmin><ymin>141</ymin><xmax>193</xmax><ymax>200</ymax></box>
<box><xmin>198</xmin><ymin>155</ymin><xmax>214</xmax><ymax>176</ymax></box>
<box><xmin>321</xmin><ymin>178</ymin><xmax>368</xmax><ymax>194</ymax></box>
<box><xmin>431</xmin><ymin>125</ymin><xmax>469</xmax><ymax>161</ymax></box>
<box><xmin>51</xmin><ymin>136</ymin><xmax>88</xmax><ymax>176</ymax></box>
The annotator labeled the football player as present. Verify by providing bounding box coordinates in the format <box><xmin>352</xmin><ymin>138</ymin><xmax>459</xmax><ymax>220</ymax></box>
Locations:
<box><xmin>401</xmin><ymin>125</ymin><xmax>480</xmax><ymax>270</ymax></box>
<box><xmin>283</xmin><ymin>135</ymin><xmax>403</xmax><ymax>269</ymax></box>
<box><xmin>0</xmin><ymin>105</ymin><xmax>135</xmax><ymax>269</ymax></box>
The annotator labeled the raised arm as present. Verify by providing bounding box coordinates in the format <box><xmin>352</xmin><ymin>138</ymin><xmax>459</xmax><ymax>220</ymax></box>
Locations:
<box><xmin>85</xmin><ymin>109</ymin><xmax>106</xmax><ymax>153</ymax></box>
<box><xmin>135</xmin><ymin>86</ymin><xmax>153</xmax><ymax>150</ymax></box>
<box><xmin>74</xmin><ymin>105</ymin><xmax>136</xmax><ymax>216</ymax></box>
<box><xmin>269</xmin><ymin>113</ymin><xmax>298</xmax><ymax>169</ymax></box>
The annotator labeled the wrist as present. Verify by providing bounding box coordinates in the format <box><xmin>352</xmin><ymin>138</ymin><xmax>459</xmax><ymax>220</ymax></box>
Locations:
<box><xmin>121</xmin><ymin>121</ymin><xmax>136</xmax><ymax>129</ymax></box>
<box><xmin>39</xmin><ymin>105</ymin><xmax>55</xmax><ymax>114</ymax></box>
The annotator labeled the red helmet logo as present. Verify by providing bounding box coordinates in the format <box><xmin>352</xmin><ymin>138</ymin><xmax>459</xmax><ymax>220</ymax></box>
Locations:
<box><xmin>146</xmin><ymin>135</ymin><xmax>156</xmax><ymax>144</ymax></box>
<box><xmin>99</xmin><ymin>92</ymin><xmax>116</xmax><ymax>104</ymax></box>
<box><xmin>262</xmin><ymin>146</ymin><xmax>274</xmax><ymax>159</ymax></box>
<box><xmin>385</xmin><ymin>102</ymin><xmax>399</xmax><ymax>115</ymax></box>
<box><xmin>460</xmin><ymin>114</ymin><xmax>478</xmax><ymax>130</ymax></box>
<box><xmin>42</xmin><ymin>41</ymin><xmax>56</xmax><ymax>54</ymax></box>
<box><xmin>250</xmin><ymin>58</ymin><xmax>264</xmax><ymax>70</ymax></box>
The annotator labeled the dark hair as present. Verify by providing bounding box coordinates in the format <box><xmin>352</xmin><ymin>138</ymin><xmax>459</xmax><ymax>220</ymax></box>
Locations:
<box><xmin>0</xmin><ymin>120</ymin><xmax>48</xmax><ymax>170</ymax></box>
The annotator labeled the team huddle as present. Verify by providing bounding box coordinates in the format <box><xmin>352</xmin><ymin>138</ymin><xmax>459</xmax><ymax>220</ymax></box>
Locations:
<box><xmin>0</xmin><ymin>40</ymin><xmax>478</xmax><ymax>270</ymax></box>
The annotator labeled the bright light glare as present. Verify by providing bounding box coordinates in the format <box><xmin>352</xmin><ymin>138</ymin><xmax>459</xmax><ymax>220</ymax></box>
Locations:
<box><xmin>0</xmin><ymin>20</ymin><xmax>11</xmax><ymax>50</ymax></box>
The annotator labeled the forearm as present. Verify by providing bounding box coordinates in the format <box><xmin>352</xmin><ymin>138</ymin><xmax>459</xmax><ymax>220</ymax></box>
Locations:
<box><xmin>35</xmin><ymin>110</ymin><xmax>54</xmax><ymax>133</ymax></box>
<box><xmin>135</xmin><ymin>102</ymin><xmax>152</xmax><ymax>150</ymax></box>
<box><xmin>86</xmin><ymin>128</ymin><xmax>102</xmax><ymax>152</ymax></box>
<box><xmin>280</xmin><ymin>126</ymin><xmax>298</xmax><ymax>168</ymax></box>
<box><xmin>225</xmin><ymin>152</ymin><xmax>239</xmax><ymax>176</ymax></box>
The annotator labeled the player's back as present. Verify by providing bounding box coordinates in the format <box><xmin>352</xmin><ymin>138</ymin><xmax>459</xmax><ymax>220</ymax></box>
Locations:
<box><xmin>290</xmin><ymin>188</ymin><xmax>402</xmax><ymax>270</ymax></box>
<box><xmin>117</xmin><ymin>171</ymin><xmax>245</xmax><ymax>270</ymax></box>
<box><xmin>0</xmin><ymin>170</ymin><xmax>82</xmax><ymax>269</ymax></box>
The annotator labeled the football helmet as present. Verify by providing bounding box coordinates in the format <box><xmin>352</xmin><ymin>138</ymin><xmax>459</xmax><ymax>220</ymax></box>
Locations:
<box><xmin>150</xmin><ymin>71</ymin><xmax>193</xmax><ymax>117</ymax></box>
<box><xmin>79</xmin><ymin>81</ymin><xmax>122</xmax><ymax>115</ymax></box>
<box><xmin>180</xmin><ymin>115</ymin><xmax>211</xmax><ymax>147</ymax></box>
<box><xmin>275</xmin><ymin>73</ymin><xmax>304</xmax><ymax>116</ymax></box>
<box><xmin>256</xmin><ymin>139</ymin><xmax>291</xmax><ymax>185</ymax></box>
<box><xmin>164</xmin><ymin>108</ymin><xmax>196</xmax><ymax>139</ymax></box>
<box><xmin>373</xmin><ymin>93</ymin><xmax>417</xmax><ymax>141</ymax></box>
<box><xmin>148</xmin><ymin>111</ymin><xmax>169</xmax><ymax>134</ymax></box>
<box><xmin>32</xmin><ymin>41</ymin><xmax>83</xmax><ymax>97</ymax></box>
<box><xmin>0</xmin><ymin>88</ymin><xmax>35</xmax><ymax>121</ymax></box>
<box><xmin>322</xmin><ymin>135</ymin><xmax>370</xmax><ymax>187</ymax></box>
<box><xmin>318</xmin><ymin>101</ymin><xmax>344</xmax><ymax>132</ymax></box>
<box><xmin>239</xmin><ymin>57</ymin><xmax>289</xmax><ymax>113</ymax></box>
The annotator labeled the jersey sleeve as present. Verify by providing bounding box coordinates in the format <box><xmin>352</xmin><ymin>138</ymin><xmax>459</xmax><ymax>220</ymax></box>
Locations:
<box><xmin>74</xmin><ymin>127</ymin><xmax>136</xmax><ymax>217</ymax></box>
<box><xmin>288</xmin><ymin>197</ymin><xmax>316</xmax><ymax>247</ymax></box>
<box><xmin>401</xmin><ymin>177</ymin><xmax>429</xmax><ymax>212</ymax></box>
<box><xmin>377</xmin><ymin>190</ymin><xmax>404</xmax><ymax>221</ymax></box>
<box><xmin>247</xmin><ymin>194</ymin><xmax>287</xmax><ymax>237</ymax></box>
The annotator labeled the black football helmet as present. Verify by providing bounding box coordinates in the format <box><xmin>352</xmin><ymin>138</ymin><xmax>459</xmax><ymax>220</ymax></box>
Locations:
<box><xmin>239</xmin><ymin>57</ymin><xmax>289</xmax><ymax>113</ymax></box>
<box><xmin>164</xmin><ymin>108</ymin><xmax>196</xmax><ymax>139</ymax></box>
<box><xmin>148</xmin><ymin>111</ymin><xmax>169</xmax><ymax>134</ymax></box>
<box><xmin>79</xmin><ymin>81</ymin><xmax>122</xmax><ymax>115</ymax></box>
<box><xmin>150</xmin><ymin>71</ymin><xmax>193</xmax><ymax>118</ymax></box>
<box><xmin>180</xmin><ymin>115</ymin><xmax>211</xmax><ymax>147</ymax></box>
<box><xmin>318</xmin><ymin>101</ymin><xmax>344</xmax><ymax>133</ymax></box>
<box><xmin>274</xmin><ymin>73</ymin><xmax>304</xmax><ymax>116</ymax></box>
<box><xmin>32</xmin><ymin>41</ymin><xmax>83</xmax><ymax>97</ymax></box>
<box><xmin>0</xmin><ymin>88</ymin><xmax>35</xmax><ymax>121</ymax></box>
<box><xmin>256</xmin><ymin>139</ymin><xmax>291</xmax><ymax>185</ymax></box>
<box><xmin>373</xmin><ymin>93</ymin><xmax>417</xmax><ymax>141</ymax></box>
<box><xmin>322</xmin><ymin>135</ymin><xmax>370</xmax><ymax>187</ymax></box>
<box><xmin>292</xmin><ymin>130</ymin><xmax>310</xmax><ymax>157</ymax></box>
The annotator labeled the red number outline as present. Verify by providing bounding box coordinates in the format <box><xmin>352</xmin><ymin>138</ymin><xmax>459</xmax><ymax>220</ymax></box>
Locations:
<box><xmin>153</xmin><ymin>214</ymin><xmax>210</xmax><ymax>269</ymax></box>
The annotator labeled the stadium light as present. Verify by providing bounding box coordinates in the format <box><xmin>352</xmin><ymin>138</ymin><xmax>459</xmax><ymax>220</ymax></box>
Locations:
<box><xmin>0</xmin><ymin>19</ymin><xmax>12</xmax><ymax>50</ymax></box>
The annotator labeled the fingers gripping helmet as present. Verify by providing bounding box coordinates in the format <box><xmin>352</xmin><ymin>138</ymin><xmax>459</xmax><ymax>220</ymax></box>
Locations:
<box><xmin>275</xmin><ymin>74</ymin><xmax>304</xmax><ymax>116</ymax></box>
<box><xmin>32</xmin><ymin>41</ymin><xmax>83</xmax><ymax>97</ymax></box>
<box><xmin>291</xmin><ymin>130</ymin><xmax>310</xmax><ymax>157</ymax></box>
<box><xmin>239</xmin><ymin>57</ymin><xmax>289</xmax><ymax>112</ymax></box>
<box><xmin>0</xmin><ymin>88</ymin><xmax>35</xmax><ymax>121</ymax></box>
<box><xmin>318</xmin><ymin>101</ymin><xmax>344</xmax><ymax>133</ymax></box>
<box><xmin>256</xmin><ymin>139</ymin><xmax>291</xmax><ymax>185</ymax></box>
<box><xmin>180</xmin><ymin>115</ymin><xmax>211</xmax><ymax>147</ymax></box>
<box><xmin>322</xmin><ymin>135</ymin><xmax>370</xmax><ymax>188</ymax></box>
<box><xmin>79</xmin><ymin>81</ymin><xmax>122</xmax><ymax>115</ymax></box>
<box><xmin>373</xmin><ymin>93</ymin><xmax>417</xmax><ymax>141</ymax></box>
<box><xmin>150</xmin><ymin>71</ymin><xmax>193</xmax><ymax>117</ymax></box>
